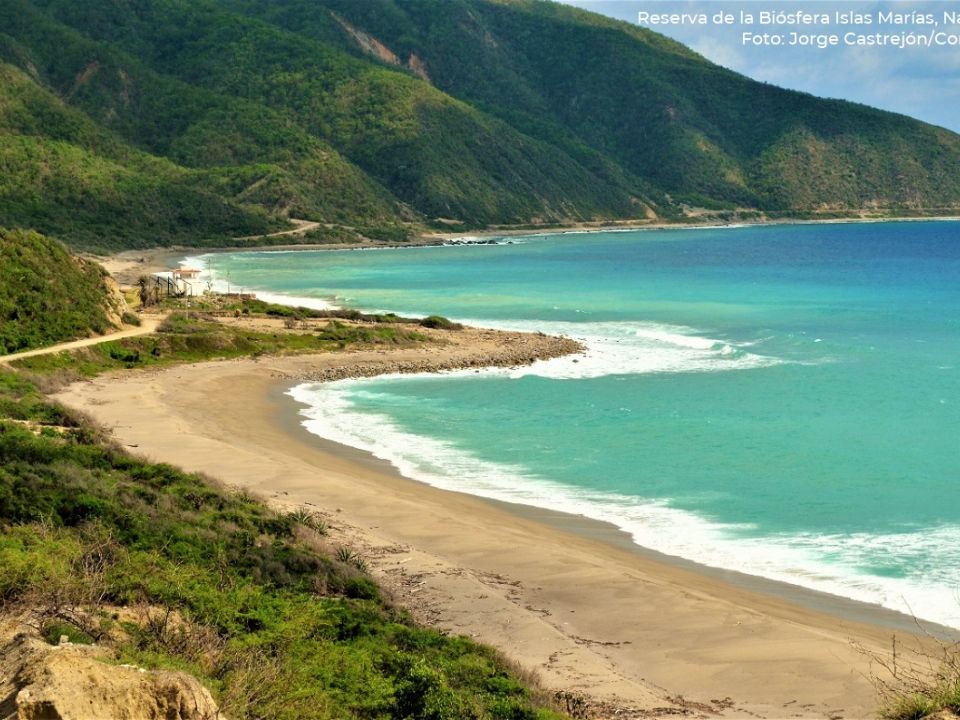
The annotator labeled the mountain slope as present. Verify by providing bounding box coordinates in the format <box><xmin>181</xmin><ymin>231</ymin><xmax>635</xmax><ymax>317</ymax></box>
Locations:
<box><xmin>258</xmin><ymin>0</ymin><xmax>960</xmax><ymax>211</ymax></box>
<box><xmin>0</xmin><ymin>62</ymin><xmax>279</xmax><ymax>250</ymax></box>
<box><xmin>0</xmin><ymin>0</ymin><xmax>958</xmax><ymax>250</ymax></box>
<box><xmin>0</xmin><ymin>0</ymin><xmax>649</xmax><ymax>239</ymax></box>
<box><xmin>0</xmin><ymin>228</ymin><xmax>124</xmax><ymax>354</ymax></box>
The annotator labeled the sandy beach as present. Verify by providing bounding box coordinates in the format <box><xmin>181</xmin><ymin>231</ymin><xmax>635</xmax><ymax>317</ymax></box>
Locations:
<box><xmin>53</xmin><ymin>327</ymin><xmax>945</xmax><ymax>719</ymax></box>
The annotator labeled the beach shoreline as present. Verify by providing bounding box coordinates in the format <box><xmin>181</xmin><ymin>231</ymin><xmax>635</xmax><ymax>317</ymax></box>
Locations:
<box><xmin>81</xmin><ymin>220</ymin><xmax>960</xmax><ymax>716</ymax></box>
<box><xmin>95</xmin><ymin>214</ymin><xmax>960</xmax><ymax>287</ymax></box>
<box><xmin>274</xmin><ymin>382</ymin><xmax>956</xmax><ymax>641</ymax></box>
<box><xmin>54</xmin><ymin>332</ymin><xmax>947</xmax><ymax>718</ymax></box>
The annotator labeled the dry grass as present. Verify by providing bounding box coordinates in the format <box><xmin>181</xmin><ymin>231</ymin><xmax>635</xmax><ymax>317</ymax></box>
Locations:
<box><xmin>860</xmin><ymin>630</ymin><xmax>960</xmax><ymax>720</ymax></box>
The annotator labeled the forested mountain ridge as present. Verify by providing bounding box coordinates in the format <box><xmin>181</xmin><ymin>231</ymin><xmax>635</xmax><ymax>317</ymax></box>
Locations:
<box><xmin>1</xmin><ymin>0</ymin><xmax>958</xmax><ymax>251</ymax></box>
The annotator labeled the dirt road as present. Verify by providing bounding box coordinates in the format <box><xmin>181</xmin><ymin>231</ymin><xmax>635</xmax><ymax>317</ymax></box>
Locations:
<box><xmin>0</xmin><ymin>315</ymin><xmax>165</xmax><ymax>364</ymax></box>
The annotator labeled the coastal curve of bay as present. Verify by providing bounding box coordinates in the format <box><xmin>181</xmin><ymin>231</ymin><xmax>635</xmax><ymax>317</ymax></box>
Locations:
<box><xmin>54</xmin><ymin>322</ymin><xmax>941</xmax><ymax>718</ymax></box>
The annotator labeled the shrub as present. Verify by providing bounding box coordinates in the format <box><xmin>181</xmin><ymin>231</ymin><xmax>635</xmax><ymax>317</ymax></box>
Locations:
<box><xmin>335</xmin><ymin>546</ymin><xmax>368</xmax><ymax>572</ymax></box>
<box><xmin>288</xmin><ymin>507</ymin><xmax>327</xmax><ymax>535</ymax></box>
<box><xmin>419</xmin><ymin>315</ymin><xmax>463</xmax><ymax>331</ymax></box>
<box><xmin>344</xmin><ymin>577</ymin><xmax>379</xmax><ymax>601</ymax></box>
<box><xmin>871</xmin><ymin>635</ymin><xmax>960</xmax><ymax>720</ymax></box>
<box><xmin>43</xmin><ymin>620</ymin><xmax>94</xmax><ymax>645</ymax></box>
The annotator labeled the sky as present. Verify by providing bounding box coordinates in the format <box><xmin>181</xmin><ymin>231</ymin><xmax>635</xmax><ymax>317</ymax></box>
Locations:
<box><xmin>562</xmin><ymin>1</ymin><xmax>960</xmax><ymax>132</ymax></box>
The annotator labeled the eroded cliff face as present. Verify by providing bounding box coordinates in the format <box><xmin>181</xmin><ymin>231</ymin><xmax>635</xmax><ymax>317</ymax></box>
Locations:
<box><xmin>100</xmin><ymin>271</ymin><xmax>129</xmax><ymax>330</ymax></box>
<box><xmin>0</xmin><ymin>624</ymin><xmax>224</xmax><ymax>720</ymax></box>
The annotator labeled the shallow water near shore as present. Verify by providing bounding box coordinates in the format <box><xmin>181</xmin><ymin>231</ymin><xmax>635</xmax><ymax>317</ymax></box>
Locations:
<box><xmin>200</xmin><ymin>221</ymin><xmax>960</xmax><ymax>628</ymax></box>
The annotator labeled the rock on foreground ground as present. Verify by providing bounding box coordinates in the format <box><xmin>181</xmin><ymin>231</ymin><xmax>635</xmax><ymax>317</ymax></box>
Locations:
<box><xmin>0</xmin><ymin>628</ymin><xmax>223</xmax><ymax>720</ymax></box>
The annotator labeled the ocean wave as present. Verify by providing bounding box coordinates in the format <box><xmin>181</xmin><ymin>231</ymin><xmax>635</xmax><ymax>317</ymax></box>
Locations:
<box><xmin>185</xmin><ymin>254</ymin><xmax>787</xmax><ymax>380</ymax></box>
<box><xmin>441</xmin><ymin>236</ymin><xmax>522</xmax><ymax>246</ymax></box>
<box><xmin>455</xmin><ymin>319</ymin><xmax>786</xmax><ymax>379</ymax></box>
<box><xmin>183</xmin><ymin>254</ymin><xmax>339</xmax><ymax>310</ymax></box>
<box><xmin>288</xmin><ymin>380</ymin><xmax>960</xmax><ymax>630</ymax></box>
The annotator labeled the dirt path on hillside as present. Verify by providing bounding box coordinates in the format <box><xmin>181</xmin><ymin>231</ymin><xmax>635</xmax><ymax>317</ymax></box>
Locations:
<box><xmin>234</xmin><ymin>218</ymin><xmax>322</xmax><ymax>241</ymax></box>
<box><xmin>0</xmin><ymin>315</ymin><xmax>165</xmax><ymax>364</ymax></box>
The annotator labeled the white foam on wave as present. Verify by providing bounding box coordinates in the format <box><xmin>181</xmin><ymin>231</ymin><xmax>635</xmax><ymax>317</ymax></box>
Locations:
<box><xmin>458</xmin><ymin>318</ymin><xmax>785</xmax><ymax>380</ymax></box>
<box><xmin>183</xmin><ymin>254</ymin><xmax>339</xmax><ymax>311</ymax></box>
<box><xmin>185</xmin><ymin>254</ymin><xmax>787</xmax><ymax>380</ymax></box>
<box><xmin>288</xmin><ymin>380</ymin><xmax>960</xmax><ymax>630</ymax></box>
<box><xmin>191</xmin><ymin>249</ymin><xmax>959</xmax><ymax>628</ymax></box>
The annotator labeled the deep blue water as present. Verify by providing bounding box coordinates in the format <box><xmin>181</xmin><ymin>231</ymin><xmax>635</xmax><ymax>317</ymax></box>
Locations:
<box><xmin>199</xmin><ymin>221</ymin><xmax>960</xmax><ymax>627</ymax></box>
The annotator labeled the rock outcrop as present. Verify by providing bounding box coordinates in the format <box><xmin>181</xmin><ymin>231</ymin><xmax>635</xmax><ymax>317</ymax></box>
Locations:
<box><xmin>0</xmin><ymin>631</ymin><xmax>223</xmax><ymax>720</ymax></box>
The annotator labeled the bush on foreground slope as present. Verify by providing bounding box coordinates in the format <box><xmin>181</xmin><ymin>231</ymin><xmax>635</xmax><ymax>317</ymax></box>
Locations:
<box><xmin>873</xmin><ymin>637</ymin><xmax>960</xmax><ymax>720</ymax></box>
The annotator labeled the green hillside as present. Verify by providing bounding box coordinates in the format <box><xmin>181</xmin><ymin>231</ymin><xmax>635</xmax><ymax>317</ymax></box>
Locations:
<box><xmin>0</xmin><ymin>228</ymin><xmax>123</xmax><ymax>354</ymax></box>
<box><xmin>266</xmin><ymin>0</ymin><xmax>960</xmax><ymax>211</ymax></box>
<box><xmin>0</xmin><ymin>64</ymin><xmax>278</xmax><ymax>250</ymax></box>
<box><xmin>0</xmin><ymin>0</ymin><xmax>958</xmax><ymax>250</ymax></box>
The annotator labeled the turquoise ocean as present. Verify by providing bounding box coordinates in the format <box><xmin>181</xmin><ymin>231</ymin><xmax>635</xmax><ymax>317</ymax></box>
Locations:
<box><xmin>194</xmin><ymin>221</ymin><xmax>960</xmax><ymax>628</ymax></box>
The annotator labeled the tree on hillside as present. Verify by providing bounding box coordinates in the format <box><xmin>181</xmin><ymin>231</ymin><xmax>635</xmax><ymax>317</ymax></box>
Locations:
<box><xmin>137</xmin><ymin>276</ymin><xmax>153</xmax><ymax>308</ymax></box>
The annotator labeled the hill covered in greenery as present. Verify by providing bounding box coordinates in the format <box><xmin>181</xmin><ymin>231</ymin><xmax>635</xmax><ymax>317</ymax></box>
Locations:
<box><xmin>0</xmin><ymin>228</ymin><xmax>125</xmax><ymax>354</ymax></box>
<box><xmin>1</xmin><ymin>0</ymin><xmax>958</xmax><ymax>250</ymax></box>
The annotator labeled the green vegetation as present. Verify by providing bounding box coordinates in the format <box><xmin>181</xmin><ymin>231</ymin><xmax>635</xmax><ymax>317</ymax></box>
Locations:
<box><xmin>160</xmin><ymin>294</ymin><xmax>460</xmax><ymax>329</ymax></box>
<box><xmin>238</xmin><ymin>297</ymin><xmax>365</xmax><ymax>318</ymax></box>
<box><xmin>0</xmin><ymin>0</ymin><xmax>957</xmax><ymax>251</ymax></box>
<box><xmin>880</xmin><ymin>692</ymin><xmax>953</xmax><ymax>720</ymax></box>
<box><xmin>10</xmin><ymin>312</ymin><xmax>429</xmax><ymax>382</ymax></box>
<box><xmin>0</xmin><ymin>65</ymin><xmax>279</xmax><ymax>251</ymax></box>
<box><xmin>42</xmin><ymin>620</ymin><xmax>95</xmax><ymax>646</ymax></box>
<box><xmin>0</xmin><ymin>228</ymin><xmax>119</xmax><ymax>354</ymax></box>
<box><xmin>121</xmin><ymin>311</ymin><xmax>141</xmax><ymax>326</ymax></box>
<box><xmin>0</xmin><ymin>366</ymin><xmax>566</xmax><ymax>719</ymax></box>
<box><xmin>295</xmin><ymin>0</ymin><xmax>960</xmax><ymax>212</ymax></box>
<box><xmin>230</xmin><ymin>299</ymin><xmax>462</xmax><ymax>332</ymax></box>
<box><xmin>420</xmin><ymin>316</ymin><xmax>463</xmax><ymax>331</ymax></box>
